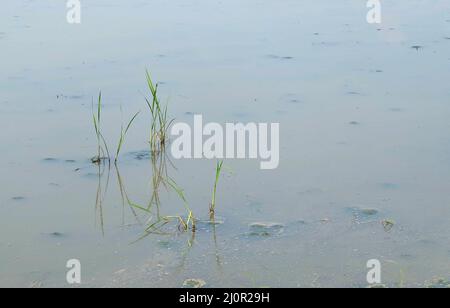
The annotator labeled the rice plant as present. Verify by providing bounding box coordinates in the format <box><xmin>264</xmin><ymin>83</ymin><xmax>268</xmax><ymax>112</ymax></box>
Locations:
<box><xmin>145</xmin><ymin>70</ymin><xmax>173</xmax><ymax>155</ymax></box>
<box><xmin>91</xmin><ymin>92</ymin><xmax>111</xmax><ymax>165</ymax></box>
<box><xmin>209</xmin><ymin>160</ymin><xmax>224</xmax><ymax>220</ymax></box>
<box><xmin>114</xmin><ymin>109</ymin><xmax>140</xmax><ymax>164</ymax></box>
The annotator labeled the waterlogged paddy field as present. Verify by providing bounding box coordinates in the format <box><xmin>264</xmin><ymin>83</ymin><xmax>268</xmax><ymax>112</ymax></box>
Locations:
<box><xmin>1</xmin><ymin>1</ymin><xmax>450</xmax><ymax>288</ymax></box>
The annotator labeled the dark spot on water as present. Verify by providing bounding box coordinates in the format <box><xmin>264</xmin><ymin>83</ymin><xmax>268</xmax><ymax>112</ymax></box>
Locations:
<box><xmin>12</xmin><ymin>196</ymin><xmax>25</xmax><ymax>201</ymax></box>
<box><xmin>379</xmin><ymin>182</ymin><xmax>398</xmax><ymax>190</ymax></box>
<box><xmin>56</xmin><ymin>94</ymin><xmax>84</xmax><ymax>100</ymax></box>
<box><xmin>8</xmin><ymin>76</ymin><xmax>25</xmax><ymax>80</ymax></box>
<box><xmin>267</xmin><ymin>54</ymin><xmax>293</xmax><ymax>60</ymax></box>
<box><xmin>247</xmin><ymin>222</ymin><xmax>285</xmax><ymax>237</ymax></box>
<box><xmin>69</xmin><ymin>95</ymin><xmax>84</xmax><ymax>100</ymax></box>
<box><xmin>288</xmin><ymin>99</ymin><xmax>301</xmax><ymax>104</ymax></box>
<box><xmin>400</xmin><ymin>253</ymin><xmax>414</xmax><ymax>260</ymax></box>
<box><xmin>157</xmin><ymin>240</ymin><xmax>178</xmax><ymax>249</ymax></box>
<box><xmin>65</xmin><ymin>160</ymin><xmax>76</xmax><ymax>163</ymax></box>
<box><xmin>128</xmin><ymin>150</ymin><xmax>151</xmax><ymax>161</ymax></box>
<box><xmin>349</xmin><ymin>121</ymin><xmax>360</xmax><ymax>125</ymax></box>
<box><xmin>83</xmin><ymin>173</ymin><xmax>99</xmax><ymax>179</ymax></box>
<box><xmin>346</xmin><ymin>207</ymin><xmax>380</xmax><ymax>222</ymax></box>
<box><xmin>42</xmin><ymin>158</ymin><xmax>59</xmax><ymax>163</ymax></box>
<box><xmin>46</xmin><ymin>232</ymin><xmax>66</xmax><ymax>239</ymax></box>
<box><xmin>411</xmin><ymin>45</ymin><xmax>423</xmax><ymax>51</ymax></box>
<box><xmin>336</xmin><ymin>141</ymin><xmax>349</xmax><ymax>146</ymax></box>
<box><xmin>232</xmin><ymin>112</ymin><xmax>251</xmax><ymax>118</ymax></box>
<box><xmin>389</xmin><ymin>107</ymin><xmax>404</xmax><ymax>112</ymax></box>
<box><xmin>246</xmin><ymin>200</ymin><xmax>263</xmax><ymax>212</ymax></box>
<box><xmin>346</xmin><ymin>91</ymin><xmax>362</xmax><ymax>96</ymax></box>
<box><xmin>49</xmin><ymin>183</ymin><xmax>60</xmax><ymax>187</ymax></box>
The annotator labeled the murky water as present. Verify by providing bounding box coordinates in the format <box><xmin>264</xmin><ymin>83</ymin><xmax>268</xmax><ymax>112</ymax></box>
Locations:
<box><xmin>1</xmin><ymin>0</ymin><xmax>449</xmax><ymax>287</ymax></box>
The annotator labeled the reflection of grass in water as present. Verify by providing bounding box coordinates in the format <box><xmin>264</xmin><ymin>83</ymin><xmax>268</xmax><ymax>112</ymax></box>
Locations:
<box><xmin>115</xmin><ymin>165</ymin><xmax>142</xmax><ymax>226</ymax></box>
<box><xmin>91</xmin><ymin>92</ymin><xmax>111</xmax><ymax>165</ymax></box>
<box><xmin>129</xmin><ymin>149</ymin><xmax>197</xmax><ymax>242</ymax></box>
<box><xmin>209</xmin><ymin>160</ymin><xmax>224</xmax><ymax>220</ymax></box>
<box><xmin>145</xmin><ymin>70</ymin><xmax>173</xmax><ymax>155</ymax></box>
<box><xmin>94</xmin><ymin>163</ymin><xmax>111</xmax><ymax>236</ymax></box>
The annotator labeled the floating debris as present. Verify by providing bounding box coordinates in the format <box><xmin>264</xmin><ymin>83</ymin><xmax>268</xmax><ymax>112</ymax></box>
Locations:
<box><xmin>183</xmin><ymin>278</ymin><xmax>206</xmax><ymax>288</ymax></box>
<box><xmin>411</xmin><ymin>45</ymin><xmax>423</xmax><ymax>51</ymax></box>
<box><xmin>381</xmin><ymin>219</ymin><xmax>395</xmax><ymax>232</ymax></box>
<box><xmin>11</xmin><ymin>196</ymin><xmax>25</xmax><ymax>201</ymax></box>
<box><xmin>90</xmin><ymin>156</ymin><xmax>109</xmax><ymax>164</ymax></box>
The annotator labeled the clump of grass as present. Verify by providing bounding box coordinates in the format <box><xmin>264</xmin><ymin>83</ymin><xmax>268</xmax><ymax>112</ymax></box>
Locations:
<box><xmin>209</xmin><ymin>160</ymin><xmax>224</xmax><ymax>220</ymax></box>
<box><xmin>114</xmin><ymin>109</ymin><xmax>140</xmax><ymax>164</ymax></box>
<box><xmin>91</xmin><ymin>92</ymin><xmax>110</xmax><ymax>165</ymax></box>
<box><xmin>145</xmin><ymin>70</ymin><xmax>173</xmax><ymax>155</ymax></box>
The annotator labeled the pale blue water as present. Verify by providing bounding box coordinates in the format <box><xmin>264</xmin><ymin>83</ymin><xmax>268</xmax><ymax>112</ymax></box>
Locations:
<box><xmin>0</xmin><ymin>0</ymin><xmax>449</xmax><ymax>287</ymax></box>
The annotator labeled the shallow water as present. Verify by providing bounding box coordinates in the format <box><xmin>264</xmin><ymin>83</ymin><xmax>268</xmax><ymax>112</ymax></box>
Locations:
<box><xmin>0</xmin><ymin>0</ymin><xmax>449</xmax><ymax>287</ymax></box>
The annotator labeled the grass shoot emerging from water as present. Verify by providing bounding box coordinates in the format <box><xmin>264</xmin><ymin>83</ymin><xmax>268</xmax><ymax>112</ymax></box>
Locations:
<box><xmin>115</xmin><ymin>109</ymin><xmax>140</xmax><ymax>164</ymax></box>
<box><xmin>91</xmin><ymin>92</ymin><xmax>111</xmax><ymax>165</ymax></box>
<box><xmin>209</xmin><ymin>160</ymin><xmax>224</xmax><ymax>220</ymax></box>
<box><xmin>145</xmin><ymin>70</ymin><xmax>173</xmax><ymax>155</ymax></box>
